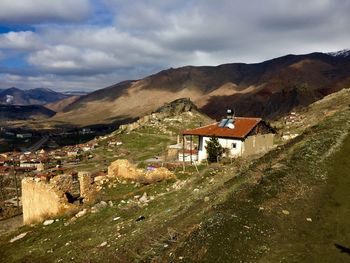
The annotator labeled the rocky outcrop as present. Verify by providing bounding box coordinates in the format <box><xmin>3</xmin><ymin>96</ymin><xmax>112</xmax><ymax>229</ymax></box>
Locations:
<box><xmin>108</xmin><ymin>159</ymin><xmax>175</xmax><ymax>184</ymax></box>
<box><xmin>118</xmin><ymin>98</ymin><xmax>197</xmax><ymax>133</ymax></box>
<box><xmin>155</xmin><ymin>98</ymin><xmax>197</xmax><ymax>115</ymax></box>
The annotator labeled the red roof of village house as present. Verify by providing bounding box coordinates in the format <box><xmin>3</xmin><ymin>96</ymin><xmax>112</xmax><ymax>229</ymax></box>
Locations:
<box><xmin>182</xmin><ymin>117</ymin><xmax>262</xmax><ymax>139</ymax></box>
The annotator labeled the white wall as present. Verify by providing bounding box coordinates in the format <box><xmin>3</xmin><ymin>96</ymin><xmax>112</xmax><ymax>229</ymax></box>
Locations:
<box><xmin>178</xmin><ymin>153</ymin><xmax>198</xmax><ymax>162</ymax></box>
<box><xmin>198</xmin><ymin>136</ymin><xmax>243</xmax><ymax>162</ymax></box>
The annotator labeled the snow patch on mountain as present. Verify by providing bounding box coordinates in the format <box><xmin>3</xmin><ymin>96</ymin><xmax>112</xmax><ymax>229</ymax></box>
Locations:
<box><xmin>328</xmin><ymin>49</ymin><xmax>350</xmax><ymax>58</ymax></box>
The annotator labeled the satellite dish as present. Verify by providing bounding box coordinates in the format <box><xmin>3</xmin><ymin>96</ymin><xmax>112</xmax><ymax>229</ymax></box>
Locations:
<box><xmin>227</xmin><ymin>123</ymin><xmax>235</xmax><ymax>129</ymax></box>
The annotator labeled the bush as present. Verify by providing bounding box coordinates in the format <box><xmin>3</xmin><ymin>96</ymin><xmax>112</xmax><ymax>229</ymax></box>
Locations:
<box><xmin>205</xmin><ymin>136</ymin><xmax>224</xmax><ymax>163</ymax></box>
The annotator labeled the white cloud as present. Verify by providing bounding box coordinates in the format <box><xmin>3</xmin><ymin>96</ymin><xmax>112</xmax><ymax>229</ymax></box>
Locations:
<box><xmin>1</xmin><ymin>0</ymin><xmax>350</xmax><ymax>91</ymax></box>
<box><xmin>0</xmin><ymin>0</ymin><xmax>91</xmax><ymax>24</ymax></box>
<box><xmin>0</xmin><ymin>31</ymin><xmax>43</xmax><ymax>50</ymax></box>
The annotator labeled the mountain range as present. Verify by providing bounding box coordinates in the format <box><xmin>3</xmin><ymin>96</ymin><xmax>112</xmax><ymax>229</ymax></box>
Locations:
<box><xmin>0</xmin><ymin>87</ymin><xmax>70</xmax><ymax>105</ymax></box>
<box><xmin>50</xmin><ymin>49</ymin><xmax>350</xmax><ymax>127</ymax></box>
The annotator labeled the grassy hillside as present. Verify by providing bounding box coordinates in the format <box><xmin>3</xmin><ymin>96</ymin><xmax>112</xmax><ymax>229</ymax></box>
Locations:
<box><xmin>164</xmin><ymin>105</ymin><xmax>350</xmax><ymax>262</ymax></box>
<box><xmin>0</xmin><ymin>94</ymin><xmax>349</xmax><ymax>262</ymax></box>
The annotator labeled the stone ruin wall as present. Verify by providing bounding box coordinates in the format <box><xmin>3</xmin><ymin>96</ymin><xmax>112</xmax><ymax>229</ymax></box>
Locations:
<box><xmin>22</xmin><ymin>172</ymin><xmax>96</xmax><ymax>225</ymax></box>
<box><xmin>107</xmin><ymin>159</ymin><xmax>175</xmax><ymax>184</ymax></box>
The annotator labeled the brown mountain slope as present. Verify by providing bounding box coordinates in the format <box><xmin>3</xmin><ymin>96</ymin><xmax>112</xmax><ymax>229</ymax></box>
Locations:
<box><xmin>45</xmin><ymin>95</ymin><xmax>80</xmax><ymax>112</ymax></box>
<box><xmin>52</xmin><ymin>51</ymin><xmax>350</xmax><ymax>127</ymax></box>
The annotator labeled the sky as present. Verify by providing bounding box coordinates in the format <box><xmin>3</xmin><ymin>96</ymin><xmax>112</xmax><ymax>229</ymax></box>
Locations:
<box><xmin>0</xmin><ymin>0</ymin><xmax>349</xmax><ymax>92</ymax></box>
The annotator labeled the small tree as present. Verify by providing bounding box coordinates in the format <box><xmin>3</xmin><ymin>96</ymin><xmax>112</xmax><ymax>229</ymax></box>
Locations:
<box><xmin>205</xmin><ymin>136</ymin><xmax>224</xmax><ymax>163</ymax></box>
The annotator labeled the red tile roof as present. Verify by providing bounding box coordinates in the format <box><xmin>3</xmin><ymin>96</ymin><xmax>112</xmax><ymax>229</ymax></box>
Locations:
<box><xmin>182</xmin><ymin>117</ymin><xmax>262</xmax><ymax>139</ymax></box>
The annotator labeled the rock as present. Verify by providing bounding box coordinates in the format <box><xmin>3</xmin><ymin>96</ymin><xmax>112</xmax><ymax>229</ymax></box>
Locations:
<box><xmin>94</xmin><ymin>175</ymin><xmax>106</xmax><ymax>184</ymax></box>
<box><xmin>136</xmin><ymin>215</ymin><xmax>145</xmax><ymax>222</ymax></box>
<box><xmin>172</xmin><ymin>180</ymin><xmax>186</xmax><ymax>190</ymax></box>
<box><xmin>91</xmin><ymin>201</ymin><xmax>108</xmax><ymax>213</ymax></box>
<box><xmin>306</xmin><ymin>217</ymin><xmax>312</xmax><ymax>222</ymax></box>
<box><xmin>108</xmin><ymin>201</ymin><xmax>114</xmax><ymax>207</ymax></box>
<box><xmin>139</xmin><ymin>192</ymin><xmax>149</xmax><ymax>203</ymax></box>
<box><xmin>282</xmin><ymin>210</ymin><xmax>290</xmax><ymax>215</ymax></box>
<box><xmin>10</xmin><ymin>232</ymin><xmax>28</xmax><ymax>243</ymax></box>
<box><xmin>75</xmin><ymin>209</ymin><xmax>87</xmax><ymax>218</ymax></box>
<box><xmin>99</xmin><ymin>241</ymin><xmax>107</xmax><ymax>247</ymax></box>
<box><xmin>113</xmin><ymin>216</ymin><xmax>121</xmax><ymax>221</ymax></box>
<box><xmin>204</xmin><ymin>197</ymin><xmax>210</xmax><ymax>202</ymax></box>
<box><xmin>43</xmin><ymin>219</ymin><xmax>55</xmax><ymax>226</ymax></box>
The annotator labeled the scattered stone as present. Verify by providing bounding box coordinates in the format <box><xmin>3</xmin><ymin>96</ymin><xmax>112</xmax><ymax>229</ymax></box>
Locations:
<box><xmin>91</xmin><ymin>201</ymin><xmax>108</xmax><ymax>213</ymax></box>
<box><xmin>193</xmin><ymin>188</ymin><xmax>199</xmax><ymax>192</ymax></box>
<box><xmin>204</xmin><ymin>197</ymin><xmax>210</xmax><ymax>202</ymax></box>
<box><xmin>113</xmin><ymin>216</ymin><xmax>121</xmax><ymax>221</ymax></box>
<box><xmin>108</xmin><ymin>201</ymin><xmax>114</xmax><ymax>207</ymax></box>
<box><xmin>172</xmin><ymin>180</ymin><xmax>186</xmax><ymax>190</ymax></box>
<box><xmin>99</xmin><ymin>241</ymin><xmax>107</xmax><ymax>247</ymax></box>
<box><xmin>43</xmin><ymin>219</ymin><xmax>55</xmax><ymax>226</ymax></box>
<box><xmin>282</xmin><ymin>210</ymin><xmax>290</xmax><ymax>215</ymax></box>
<box><xmin>139</xmin><ymin>192</ymin><xmax>149</xmax><ymax>203</ymax></box>
<box><xmin>136</xmin><ymin>215</ymin><xmax>146</xmax><ymax>222</ymax></box>
<box><xmin>10</xmin><ymin>232</ymin><xmax>28</xmax><ymax>243</ymax></box>
<box><xmin>75</xmin><ymin>209</ymin><xmax>87</xmax><ymax>218</ymax></box>
<box><xmin>306</xmin><ymin>217</ymin><xmax>312</xmax><ymax>222</ymax></box>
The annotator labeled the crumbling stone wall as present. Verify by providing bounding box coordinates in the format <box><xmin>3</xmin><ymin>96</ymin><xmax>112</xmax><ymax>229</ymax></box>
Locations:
<box><xmin>22</xmin><ymin>172</ymin><xmax>98</xmax><ymax>225</ymax></box>
<box><xmin>108</xmin><ymin>159</ymin><xmax>175</xmax><ymax>184</ymax></box>
<box><xmin>22</xmin><ymin>175</ymin><xmax>75</xmax><ymax>225</ymax></box>
<box><xmin>78</xmin><ymin>171</ymin><xmax>96</xmax><ymax>204</ymax></box>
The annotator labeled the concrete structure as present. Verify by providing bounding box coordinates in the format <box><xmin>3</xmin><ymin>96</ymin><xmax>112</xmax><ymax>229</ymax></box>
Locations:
<box><xmin>182</xmin><ymin>112</ymin><xmax>275</xmax><ymax>162</ymax></box>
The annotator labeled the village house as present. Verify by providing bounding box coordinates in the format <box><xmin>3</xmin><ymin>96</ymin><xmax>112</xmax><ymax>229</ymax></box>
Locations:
<box><xmin>182</xmin><ymin>110</ymin><xmax>276</xmax><ymax>162</ymax></box>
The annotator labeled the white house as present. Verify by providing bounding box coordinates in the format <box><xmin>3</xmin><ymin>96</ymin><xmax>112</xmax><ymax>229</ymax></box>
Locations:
<box><xmin>182</xmin><ymin>112</ymin><xmax>275</xmax><ymax>162</ymax></box>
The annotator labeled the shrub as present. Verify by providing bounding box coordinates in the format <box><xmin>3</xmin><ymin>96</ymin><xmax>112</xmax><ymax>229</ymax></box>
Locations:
<box><xmin>205</xmin><ymin>136</ymin><xmax>224</xmax><ymax>163</ymax></box>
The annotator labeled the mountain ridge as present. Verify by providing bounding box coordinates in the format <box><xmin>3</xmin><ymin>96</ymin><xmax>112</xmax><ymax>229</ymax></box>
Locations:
<box><xmin>0</xmin><ymin>87</ymin><xmax>70</xmax><ymax>105</ymax></box>
<box><xmin>49</xmin><ymin>50</ymin><xmax>350</xmax><ymax>127</ymax></box>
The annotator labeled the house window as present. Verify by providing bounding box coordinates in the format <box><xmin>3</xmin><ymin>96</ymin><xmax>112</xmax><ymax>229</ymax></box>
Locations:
<box><xmin>232</xmin><ymin>143</ymin><xmax>237</xmax><ymax>149</ymax></box>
